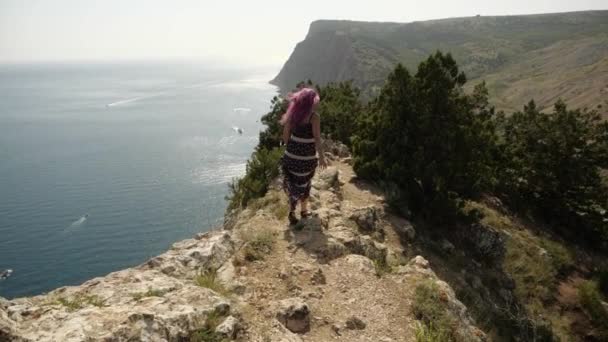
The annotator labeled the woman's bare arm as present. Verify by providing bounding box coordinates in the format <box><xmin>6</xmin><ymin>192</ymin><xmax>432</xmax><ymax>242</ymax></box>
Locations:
<box><xmin>282</xmin><ymin>123</ymin><xmax>291</xmax><ymax>145</ymax></box>
<box><xmin>311</xmin><ymin>113</ymin><xmax>326</xmax><ymax>168</ymax></box>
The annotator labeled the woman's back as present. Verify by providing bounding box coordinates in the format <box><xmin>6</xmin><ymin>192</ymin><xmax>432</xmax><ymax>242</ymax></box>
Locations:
<box><xmin>291</xmin><ymin>114</ymin><xmax>314</xmax><ymax>139</ymax></box>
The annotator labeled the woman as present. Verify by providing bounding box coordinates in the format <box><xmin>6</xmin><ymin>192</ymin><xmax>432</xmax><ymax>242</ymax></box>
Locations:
<box><xmin>280</xmin><ymin>88</ymin><xmax>327</xmax><ymax>225</ymax></box>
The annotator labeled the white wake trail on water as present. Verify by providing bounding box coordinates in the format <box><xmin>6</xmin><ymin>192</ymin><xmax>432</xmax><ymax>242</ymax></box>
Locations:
<box><xmin>66</xmin><ymin>214</ymin><xmax>89</xmax><ymax>229</ymax></box>
<box><xmin>106</xmin><ymin>80</ymin><xmax>221</xmax><ymax>107</ymax></box>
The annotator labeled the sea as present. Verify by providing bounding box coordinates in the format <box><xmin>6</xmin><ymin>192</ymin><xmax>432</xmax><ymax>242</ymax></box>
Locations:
<box><xmin>0</xmin><ymin>61</ymin><xmax>279</xmax><ymax>299</ymax></box>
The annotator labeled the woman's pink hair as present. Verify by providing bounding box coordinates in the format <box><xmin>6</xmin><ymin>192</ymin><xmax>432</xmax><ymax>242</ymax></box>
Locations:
<box><xmin>280</xmin><ymin>88</ymin><xmax>320</xmax><ymax>127</ymax></box>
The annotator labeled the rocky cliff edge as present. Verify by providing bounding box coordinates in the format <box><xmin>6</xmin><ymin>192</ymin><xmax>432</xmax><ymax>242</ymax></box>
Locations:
<box><xmin>0</xmin><ymin>145</ymin><xmax>486</xmax><ymax>342</ymax></box>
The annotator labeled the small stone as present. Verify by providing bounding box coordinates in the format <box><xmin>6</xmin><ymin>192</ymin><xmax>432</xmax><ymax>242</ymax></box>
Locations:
<box><xmin>310</xmin><ymin>268</ymin><xmax>326</xmax><ymax>285</ymax></box>
<box><xmin>215</xmin><ymin>315</ymin><xmax>239</xmax><ymax>339</ymax></box>
<box><xmin>331</xmin><ymin>324</ymin><xmax>342</xmax><ymax>336</ymax></box>
<box><xmin>214</xmin><ymin>301</ymin><xmax>231</xmax><ymax>315</ymax></box>
<box><xmin>409</xmin><ymin>256</ymin><xmax>430</xmax><ymax>269</ymax></box>
<box><xmin>345</xmin><ymin>316</ymin><xmax>366</xmax><ymax>330</ymax></box>
<box><xmin>349</xmin><ymin>206</ymin><xmax>380</xmax><ymax>233</ymax></box>
<box><xmin>276</xmin><ymin>298</ymin><xmax>310</xmax><ymax>334</ymax></box>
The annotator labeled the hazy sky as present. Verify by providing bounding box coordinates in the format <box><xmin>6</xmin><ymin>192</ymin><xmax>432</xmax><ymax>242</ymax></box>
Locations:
<box><xmin>1</xmin><ymin>0</ymin><xmax>606</xmax><ymax>65</ymax></box>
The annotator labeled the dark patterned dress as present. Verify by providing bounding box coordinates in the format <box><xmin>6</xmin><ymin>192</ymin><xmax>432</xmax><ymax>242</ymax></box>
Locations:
<box><xmin>282</xmin><ymin>114</ymin><xmax>318</xmax><ymax>211</ymax></box>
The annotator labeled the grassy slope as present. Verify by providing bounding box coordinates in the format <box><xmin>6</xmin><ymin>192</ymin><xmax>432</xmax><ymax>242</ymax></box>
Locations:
<box><xmin>272</xmin><ymin>10</ymin><xmax>608</xmax><ymax>116</ymax></box>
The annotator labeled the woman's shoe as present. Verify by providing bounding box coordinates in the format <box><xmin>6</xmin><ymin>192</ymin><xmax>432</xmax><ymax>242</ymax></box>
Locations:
<box><xmin>288</xmin><ymin>212</ymin><xmax>299</xmax><ymax>225</ymax></box>
<box><xmin>300</xmin><ymin>210</ymin><xmax>311</xmax><ymax>219</ymax></box>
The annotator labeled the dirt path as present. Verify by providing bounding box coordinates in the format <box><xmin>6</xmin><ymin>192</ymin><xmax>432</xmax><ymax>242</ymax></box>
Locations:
<box><xmin>231</xmin><ymin>160</ymin><xmax>420</xmax><ymax>341</ymax></box>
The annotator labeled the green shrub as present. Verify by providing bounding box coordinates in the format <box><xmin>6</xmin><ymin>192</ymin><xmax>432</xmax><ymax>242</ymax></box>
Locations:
<box><xmin>578</xmin><ymin>280</ymin><xmax>608</xmax><ymax>338</ymax></box>
<box><xmin>415</xmin><ymin>321</ymin><xmax>452</xmax><ymax>342</ymax></box>
<box><xmin>352</xmin><ymin>52</ymin><xmax>498</xmax><ymax>222</ymax></box>
<box><xmin>227</xmin><ymin>147</ymin><xmax>283</xmax><ymax>210</ymax></box>
<box><xmin>316</xmin><ymin>81</ymin><xmax>363</xmax><ymax>146</ymax></box>
<box><xmin>412</xmin><ymin>280</ymin><xmax>455</xmax><ymax>341</ymax></box>
<box><xmin>497</xmin><ymin>100</ymin><xmax>608</xmax><ymax>245</ymax></box>
<box><xmin>538</xmin><ymin>238</ymin><xmax>574</xmax><ymax>274</ymax></box>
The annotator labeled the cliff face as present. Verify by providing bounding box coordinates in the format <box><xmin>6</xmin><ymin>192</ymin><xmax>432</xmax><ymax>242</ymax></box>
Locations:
<box><xmin>0</xmin><ymin>146</ymin><xmax>487</xmax><ymax>341</ymax></box>
<box><xmin>272</xmin><ymin>11</ymin><xmax>608</xmax><ymax>116</ymax></box>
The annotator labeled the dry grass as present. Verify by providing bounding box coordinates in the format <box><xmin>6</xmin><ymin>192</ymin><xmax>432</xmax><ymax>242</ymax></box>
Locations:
<box><xmin>195</xmin><ymin>269</ymin><xmax>230</xmax><ymax>297</ymax></box>
<box><xmin>189</xmin><ymin>310</ymin><xmax>229</xmax><ymax>342</ymax></box>
<box><xmin>465</xmin><ymin>200</ymin><xmax>575</xmax><ymax>339</ymax></box>
<box><xmin>248</xmin><ymin>190</ymin><xmax>289</xmax><ymax>220</ymax></box>
<box><xmin>131</xmin><ymin>288</ymin><xmax>170</xmax><ymax>301</ymax></box>
<box><xmin>412</xmin><ymin>280</ymin><xmax>457</xmax><ymax>341</ymax></box>
<box><xmin>235</xmin><ymin>227</ymin><xmax>276</xmax><ymax>265</ymax></box>
<box><xmin>578</xmin><ymin>280</ymin><xmax>608</xmax><ymax>339</ymax></box>
<box><xmin>53</xmin><ymin>294</ymin><xmax>105</xmax><ymax>312</ymax></box>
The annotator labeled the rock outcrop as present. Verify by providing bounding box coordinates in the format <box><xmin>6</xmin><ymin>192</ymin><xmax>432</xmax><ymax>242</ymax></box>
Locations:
<box><xmin>0</xmin><ymin>148</ymin><xmax>487</xmax><ymax>341</ymax></box>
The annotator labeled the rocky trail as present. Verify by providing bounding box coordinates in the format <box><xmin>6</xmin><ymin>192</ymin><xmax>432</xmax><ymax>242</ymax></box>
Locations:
<box><xmin>1</xmin><ymin>149</ymin><xmax>487</xmax><ymax>342</ymax></box>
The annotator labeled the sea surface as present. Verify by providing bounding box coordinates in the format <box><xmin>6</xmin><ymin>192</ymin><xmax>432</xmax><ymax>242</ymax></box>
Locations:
<box><xmin>0</xmin><ymin>61</ymin><xmax>278</xmax><ymax>298</ymax></box>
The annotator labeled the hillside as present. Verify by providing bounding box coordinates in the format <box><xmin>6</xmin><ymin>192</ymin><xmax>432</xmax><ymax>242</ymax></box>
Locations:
<box><xmin>271</xmin><ymin>10</ymin><xmax>608</xmax><ymax>116</ymax></box>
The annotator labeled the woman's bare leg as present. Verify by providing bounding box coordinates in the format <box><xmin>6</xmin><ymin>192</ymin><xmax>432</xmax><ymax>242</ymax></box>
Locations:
<box><xmin>300</xmin><ymin>198</ymin><xmax>309</xmax><ymax>214</ymax></box>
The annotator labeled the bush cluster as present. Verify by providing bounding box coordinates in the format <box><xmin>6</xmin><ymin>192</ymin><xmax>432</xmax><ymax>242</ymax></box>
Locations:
<box><xmin>228</xmin><ymin>51</ymin><xmax>608</xmax><ymax>247</ymax></box>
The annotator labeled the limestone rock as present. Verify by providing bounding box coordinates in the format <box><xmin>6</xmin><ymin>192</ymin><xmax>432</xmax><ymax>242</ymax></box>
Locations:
<box><xmin>321</xmin><ymin>139</ymin><xmax>350</xmax><ymax>158</ymax></box>
<box><xmin>345</xmin><ymin>316</ymin><xmax>366</xmax><ymax>330</ymax></box>
<box><xmin>433</xmin><ymin>280</ymin><xmax>487</xmax><ymax>341</ymax></box>
<box><xmin>0</xmin><ymin>230</ymin><xmax>238</xmax><ymax>342</ymax></box>
<box><xmin>0</xmin><ymin>302</ymin><xmax>23</xmax><ymax>342</ymax></box>
<box><xmin>312</xmin><ymin>167</ymin><xmax>339</xmax><ymax>191</ymax></box>
<box><xmin>395</xmin><ymin>255</ymin><xmax>437</xmax><ymax>278</ymax></box>
<box><xmin>275</xmin><ymin>298</ymin><xmax>310</xmax><ymax>334</ymax></box>
<box><xmin>215</xmin><ymin>315</ymin><xmax>239</xmax><ymax>339</ymax></box>
<box><xmin>349</xmin><ymin>206</ymin><xmax>381</xmax><ymax>233</ymax></box>
<box><xmin>343</xmin><ymin>254</ymin><xmax>376</xmax><ymax>274</ymax></box>
<box><xmin>140</xmin><ymin>230</ymin><xmax>235</xmax><ymax>278</ymax></box>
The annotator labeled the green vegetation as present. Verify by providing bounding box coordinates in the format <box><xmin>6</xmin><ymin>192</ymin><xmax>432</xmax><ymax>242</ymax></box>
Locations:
<box><xmin>195</xmin><ymin>269</ymin><xmax>230</xmax><ymax>297</ymax></box>
<box><xmin>372</xmin><ymin>257</ymin><xmax>392</xmax><ymax>277</ymax></box>
<box><xmin>316</xmin><ymin>81</ymin><xmax>363</xmax><ymax>146</ymax></box>
<box><xmin>352</xmin><ymin>52</ymin><xmax>497</xmax><ymax>222</ymax></box>
<box><xmin>239</xmin><ymin>228</ymin><xmax>275</xmax><ymax>262</ymax></box>
<box><xmin>227</xmin><ymin>147</ymin><xmax>283</xmax><ymax>211</ymax></box>
<box><xmin>578</xmin><ymin>280</ymin><xmax>608</xmax><ymax>339</ymax></box>
<box><xmin>497</xmin><ymin>99</ymin><xmax>608</xmax><ymax>245</ymax></box>
<box><xmin>462</xmin><ymin>201</ymin><xmax>571</xmax><ymax>340</ymax></box>
<box><xmin>230</xmin><ymin>47</ymin><xmax>608</xmax><ymax>338</ymax></box>
<box><xmin>248</xmin><ymin>190</ymin><xmax>289</xmax><ymax>220</ymax></box>
<box><xmin>189</xmin><ymin>311</ymin><xmax>229</xmax><ymax>342</ymax></box>
<box><xmin>412</xmin><ymin>280</ymin><xmax>457</xmax><ymax>341</ymax></box>
<box><xmin>131</xmin><ymin>288</ymin><xmax>170</xmax><ymax>301</ymax></box>
<box><xmin>538</xmin><ymin>238</ymin><xmax>575</xmax><ymax>274</ymax></box>
<box><xmin>54</xmin><ymin>294</ymin><xmax>105</xmax><ymax>312</ymax></box>
<box><xmin>415</xmin><ymin>321</ymin><xmax>451</xmax><ymax>342</ymax></box>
